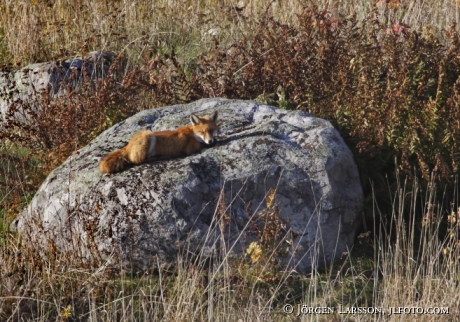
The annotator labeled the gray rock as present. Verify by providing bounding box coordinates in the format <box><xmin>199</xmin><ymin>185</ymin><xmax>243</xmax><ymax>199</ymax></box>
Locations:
<box><xmin>11</xmin><ymin>98</ymin><xmax>363</xmax><ymax>273</ymax></box>
<box><xmin>0</xmin><ymin>51</ymin><xmax>114</xmax><ymax>124</ymax></box>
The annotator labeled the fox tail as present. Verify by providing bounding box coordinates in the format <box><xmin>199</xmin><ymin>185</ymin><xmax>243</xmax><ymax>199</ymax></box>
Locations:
<box><xmin>99</xmin><ymin>149</ymin><xmax>131</xmax><ymax>174</ymax></box>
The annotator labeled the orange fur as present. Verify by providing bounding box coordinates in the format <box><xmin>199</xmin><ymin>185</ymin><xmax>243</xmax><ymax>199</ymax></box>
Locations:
<box><xmin>99</xmin><ymin>111</ymin><xmax>218</xmax><ymax>174</ymax></box>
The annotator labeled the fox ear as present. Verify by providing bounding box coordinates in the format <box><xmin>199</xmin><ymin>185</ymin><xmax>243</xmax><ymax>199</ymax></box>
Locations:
<box><xmin>190</xmin><ymin>113</ymin><xmax>200</xmax><ymax>125</ymax></box>
<box><xmin>209</xmin><ymin>110</ymin><xmax>218</xmax><ymax>122</ymax></box>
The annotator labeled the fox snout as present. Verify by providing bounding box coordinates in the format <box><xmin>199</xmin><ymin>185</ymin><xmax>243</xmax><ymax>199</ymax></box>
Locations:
<box><xmin>204</xmin><ymin>136</ymin><xmax>215</xmax><ymax>145</ymax></box>
<box><xmin>196</xmin><ymin>133</ymin><xmax>215</xmax><ymax>145</ymax></box>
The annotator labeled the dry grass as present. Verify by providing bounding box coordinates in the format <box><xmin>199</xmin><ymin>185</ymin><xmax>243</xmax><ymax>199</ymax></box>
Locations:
<box><xmin>0</xmin><ymin>1</ymin><xmax>459</xmax><ymax>66</ymax></box>
<box><xmin>0</xmin><ymin>0</ymin><xmax>303</xmax><ymax>66</ymax></box>
<box><xmin>1</xmin><ymin>173</ymin><xmax>459</xmax><ymax>321</ymax></box>
<box><xmin>1</xmin><ymin>1</ymin><xmax>460</xmax><ymax>321</ymax></box>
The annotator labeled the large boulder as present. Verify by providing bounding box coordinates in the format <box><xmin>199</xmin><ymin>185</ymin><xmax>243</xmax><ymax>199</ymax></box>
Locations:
<box><xmin>11</xmin><ymin>98</ymin><xmax>363</xmax><ymax>272</ymax></box>
<box><xmin>0</xmin><ymin>51</ymin><xmax>114</xmax><ymax>124</ymax></box>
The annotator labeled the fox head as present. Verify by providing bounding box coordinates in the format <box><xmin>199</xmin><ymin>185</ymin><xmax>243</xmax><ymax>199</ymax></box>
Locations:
<box><xmin>190</xmin><ymin>111</ymin><xmax>219</xmax><ymax>145</ymax></box>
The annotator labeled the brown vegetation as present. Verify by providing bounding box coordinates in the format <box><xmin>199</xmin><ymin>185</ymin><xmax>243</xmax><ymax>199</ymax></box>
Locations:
<box><xmin>1</xmin><ymin>1</ymin><xmax>460</xmax><ymax>321</ymax></box>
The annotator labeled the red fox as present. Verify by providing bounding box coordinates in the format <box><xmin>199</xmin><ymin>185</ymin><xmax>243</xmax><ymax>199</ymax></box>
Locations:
<box><xmin>99</xmin><ymin>111</ymin><xmax>218</xmax><ymax>174</ymax></box>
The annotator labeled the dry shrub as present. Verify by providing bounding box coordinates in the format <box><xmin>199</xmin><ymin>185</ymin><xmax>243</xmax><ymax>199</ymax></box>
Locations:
<box><xmin>0</xmin><ymin>54</ymin><xmax>151</xmax><ymax>218</ymax></box>
<box><xmin>208</xmin><ymin>8</ymin><xmax>460</xmax><ymax>185</ymax></box>
<box><xmin>143</xmin><ymin>4</ymin><xmax>460</xmax><ymax>222</ymax></box>
<box><xmin>2</xmin><ymin>3</ymin><xmax>460</xmax><ymax>231</ymax></box>
<box><xmin>0</xmin><ymin>54</ymin><xmax>149</xmax><ymax>168</ymax></box>
<box><xmin>2</xmin><ymin>3</ymin><xmax>460</xmax><ymax>195</ymax></box>
<box><xmin>2</xmin><ymin>3</ymin><xmax>460</xmax><ymax>321</ymax></box>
